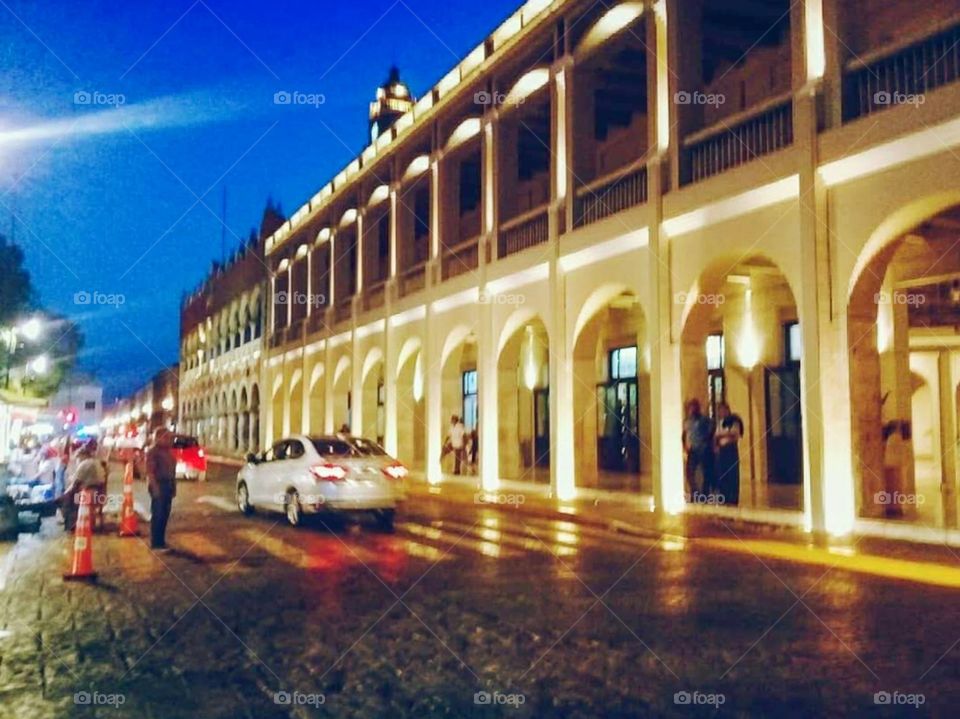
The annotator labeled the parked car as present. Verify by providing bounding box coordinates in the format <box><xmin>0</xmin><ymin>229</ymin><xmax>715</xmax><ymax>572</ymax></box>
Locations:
<box><xmin>123</xmin><ymin>434</ymin><xmax>206</xmax><ymax>481</ymax></box>
<box><xmin>171</xmin><ymin>434</ymin><xmax>207</xmax><ymax>482</ymax></box>
<box><xmin>236</xmin><ymin>435</ymin><xmax>407</xmax><ymax>529</ymax></box>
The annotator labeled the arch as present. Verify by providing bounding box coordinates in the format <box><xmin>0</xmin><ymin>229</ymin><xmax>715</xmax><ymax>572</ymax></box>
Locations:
<box><xmin>445</xmin><ymin>117</ymin><xmax>482</xmax><ymax>152</ymax></box>
<box><xmin>362</xmin><ymin>346</ymin><xmax>385</xmax><ymax>384</ymax></box>
<box><xmin>402</xmin><ymin>154</ymin><xmax>430</xmax><ymax>182</ymax></box>
<box><xmin>333</xmin><ymin>355</ymin><xmax>352</xmax><ymax>387</ymax></box>
<box><xmin>848</xmin><ymin>190</ymin><xmax>960</xmax><ymax>302</ymax></box>
<box><xmin>575</xmin><ymin>2</ymin><xmax>644</xmax><ymax>59</ymax></box>
<box><xmin>441</xmin><ymin>324</ymin><xmax>477</xmax><ymax>369</ymax></box>
<box><xmin>497</xmin><ymin>306</ymin><xmax>542</xmax><ymax>359</ymax></box>
<box><xmin>309</xmin><ymin>362</ymin><xmax>325</xmax><ymax>393</ymax></box>
<box><xmin>572</xmin><ymin>282</ymin><xmax>631</xmax><ymax>349</ymax></box>
<box><xmin>367</xmin><ymin>184</ymin><xmax>390</xmax><ymax>208</ymax></box>
<box><xmin>504</xmin><ymin>67</ymin><xmax>550</xmax><ymax>107</ymax></box>
<box><xmin>395</xmin><ymin>336</ymin><xmax>423</xmax><ymax>381</ymax></box>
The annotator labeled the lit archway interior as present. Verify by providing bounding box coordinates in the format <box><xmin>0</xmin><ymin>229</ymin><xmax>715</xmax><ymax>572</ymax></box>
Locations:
<box><xmin>681</xmin><ymin>256</ymin><xmax>802</xmax><ymax>511</ymax></box>
<box><xmin>573</xmin><ymin>290</ymin><xmax>651</xmax><ymax>493</ymax></box>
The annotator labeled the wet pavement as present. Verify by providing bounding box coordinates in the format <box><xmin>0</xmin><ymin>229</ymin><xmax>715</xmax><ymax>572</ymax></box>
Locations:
<box><xmin>0</xmin><ymin>461</ymin><xmax>957</xmax><ymax>717</ymax></box>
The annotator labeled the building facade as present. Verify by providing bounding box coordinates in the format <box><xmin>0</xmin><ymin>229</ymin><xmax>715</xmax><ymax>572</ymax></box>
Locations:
<box><xmin>231</xmin><ymin>0</ymin><xmax>960</xmax><ymax>540</ymax></box>
<box><xmin>177</xmin><ymin>204</ymin><xmax>282</xmax><ymax>457</ymax></box>
<box><xmin>101</xmin><ymin>367</ymin><xmax>179</xmax><ymax>446</ymax></box>
<box><xmin>46</xmin><ymin>372</ymin><xmax>103</xmax><ymax>431</ymax></box>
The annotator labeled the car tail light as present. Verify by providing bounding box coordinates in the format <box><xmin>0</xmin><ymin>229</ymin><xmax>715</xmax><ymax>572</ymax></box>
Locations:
<box><xmin>197</xmin><ymin>448</ymin><xmax>205</xmax><ymax>458</ymax></box>
<box><xmin>311</xmin><ymin>463</ymin><xmax>347</xmax><ymax>481</ymax></box>
<box><xmin>383</xmin><ymin>462</ymin><xmax>408</xmax><ymax>480</ymax></box>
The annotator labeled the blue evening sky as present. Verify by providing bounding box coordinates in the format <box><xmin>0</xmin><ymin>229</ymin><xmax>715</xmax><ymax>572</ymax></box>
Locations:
<box><xmin>0</xmin><ymin>0</ymin><xmax>518</xmax><ymax>400</ymax></box>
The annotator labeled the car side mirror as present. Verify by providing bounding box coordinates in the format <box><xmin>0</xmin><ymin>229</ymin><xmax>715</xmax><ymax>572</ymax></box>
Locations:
<box><xmin>246</xmin><ymin>453</ymin><xmax>258</xmax><ymax>465</ymax></box>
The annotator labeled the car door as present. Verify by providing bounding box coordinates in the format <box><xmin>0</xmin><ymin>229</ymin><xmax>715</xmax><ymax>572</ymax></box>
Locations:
<box><xmin>251</xmin><ymin>442</ymin><xmax>284</xmax><ymax>506</ymax></box>
<box><xmin>274</xmin><ymin>438</ymin><xmax>308</xmax><ymax>501</ymax></box>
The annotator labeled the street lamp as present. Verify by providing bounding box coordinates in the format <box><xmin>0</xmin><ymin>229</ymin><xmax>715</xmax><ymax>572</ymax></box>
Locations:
<box><xmin>28</xmin><ymin>354</ymin><xmax>49</xmax><ymax>375</ymax></box>
<box><xmin>19</xmin><ymin>318</ymin><xmax>43</xmax><ymax>342</ymax></box>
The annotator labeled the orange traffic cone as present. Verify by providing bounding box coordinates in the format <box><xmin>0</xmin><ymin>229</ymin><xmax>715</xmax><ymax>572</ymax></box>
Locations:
<box><xmin>64</xmin><ymin>488</ymin><xmax>98</xmax><ymax>582</ymax></box>
<box><xmin>118</xmin><ymin>462</ymin><xmax>139</xmax><ymax>537</ymax></box>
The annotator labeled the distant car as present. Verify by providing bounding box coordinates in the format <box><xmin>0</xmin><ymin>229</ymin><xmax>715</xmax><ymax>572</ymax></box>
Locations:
<box><xmin>170</xmin><ymin>434</ymin><xmax>207</xmax><ymax>482</ymax></box>
<box><xmin>236</xmin><ymin>435</ymin><xmax>407</xmax><ymax>529</ymax></box>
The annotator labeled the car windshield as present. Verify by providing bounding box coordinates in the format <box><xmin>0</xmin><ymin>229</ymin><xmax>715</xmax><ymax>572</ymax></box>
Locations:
<box><xmin>348</xmin><ymin>437</ymin><xmax>388</xmax><ymax>456</ymax></box>
<box><xmin>310</xmin><ymin>438</ymin><xmax>354</xmax><ymax>457</ymax></box>
<box><xmin>172</xmin><ymin>436</ymin><xmax>199</xmax><ymax>449</ymax></box>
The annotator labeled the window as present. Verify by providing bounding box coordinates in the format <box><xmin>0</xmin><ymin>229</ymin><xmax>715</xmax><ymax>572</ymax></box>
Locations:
<box><xmin>172</xmin><ymin>435</ymin><xmax>198</xmax><ymax>449</ymax></box>
<box><xmin>311</xmin><ymin>438</ymin><xmax>353</xmax><ymax>456</ymax></box>
<box><xmin>784</xmin><ymin>322</ymin><xmax>801</xmax><ymax>364</ymax></box>
<box><xmin>706</xmin><ymin>333</ymin><xmax>725</xmax><ymax>371</ymax></box>
<box><xmin>287</xmin><ymin>440</ymin><xmax>305</xmax><ymax>459</ymax></box>
<box><xmin>84</xmin><ymin>400</ymin><xmax>96</xmax><ymax>410</ymax></box>
<box><xmin>349</xmin><ymin>437</ymin><xmax>388</xmax><ymax>456</ymax></box>
<box><xmin>462</xmin><ymin>369</ymin><xmax>478</xmax><ymax>432</ymax></box>
<box><xmin>609</xmin><ymin>346</ymin><xmax>638</xmax><ymax>380</ymax></box>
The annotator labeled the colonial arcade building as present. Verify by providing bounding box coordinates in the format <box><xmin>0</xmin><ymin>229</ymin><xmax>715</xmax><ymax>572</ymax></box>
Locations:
<box><xmin>202</xmin><ymin>0</ymin><xmax>960</xmax><ymax>540</ymax></box>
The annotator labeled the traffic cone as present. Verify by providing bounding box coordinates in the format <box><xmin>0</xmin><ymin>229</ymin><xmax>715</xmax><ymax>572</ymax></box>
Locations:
<box><xmin>64</xmin><ymin>489</ymin><xmax>98</xmax><ymax>582</ymax></box>
<box><xmin>118</xmin><ymin>462</ymin><xmax>139</xmax><ymax>537</ymax></box>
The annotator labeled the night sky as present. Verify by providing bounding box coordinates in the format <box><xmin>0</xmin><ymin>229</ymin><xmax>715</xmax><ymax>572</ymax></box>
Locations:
<box><xmin>0</xmin><ymin>0</ymin><xmax>518</xmax><ymax>401</ymax></box>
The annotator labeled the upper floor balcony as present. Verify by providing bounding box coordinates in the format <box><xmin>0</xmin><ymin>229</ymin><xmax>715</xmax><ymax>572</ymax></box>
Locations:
<box><xmin>261</xmin><ymin>0</ymin><xmax>960</xmax><ymax>352</ymax></box>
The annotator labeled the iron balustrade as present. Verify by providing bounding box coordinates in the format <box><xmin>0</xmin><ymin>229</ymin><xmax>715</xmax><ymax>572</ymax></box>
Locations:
<box><xmin>498</xmin><ymin>206</ymin><xmax>549</xmax><ymax>258</ymax></box>
<box><xmin>441</xmin><ymin>237</ymin><xmax>480</xmax><ymax>280</ymax></box>
<box><xmin>844</xmin><ymin>21</ymin><xmax>960</xmax><ymax>121</ymax></box>
<box><xmin>573</xmin><ymin>163</ymin><xmax>648</xmax><ymax>228</ymax></box>
<box><xmin>364</xmin><ymin>283</ymin><xmax>386</xmax><ymax>311</ymax></box>
<box><xmin>682</xmin><ymin>94</ymin><xmax>793</xmax><ymax>185</ymax></box>
<box><xmin>399</xmin><ymin>263</ymin><xmax>427</xmax><ymax>297</ymax></box>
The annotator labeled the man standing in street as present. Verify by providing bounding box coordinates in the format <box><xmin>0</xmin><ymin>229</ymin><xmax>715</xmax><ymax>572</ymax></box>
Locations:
<box><xmin>145</xmin><ymin>429</ymin><xmax>177</xmax><ymax>550</ymax></box>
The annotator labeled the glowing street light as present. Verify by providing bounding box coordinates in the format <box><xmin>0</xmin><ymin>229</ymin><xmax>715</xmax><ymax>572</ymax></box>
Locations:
<box><xmin>29</xmin><ymin>354</ymin><xmax>49</xmax><ymax>375</ymax></box>
<box><xmin>18</xmin><ymin>317</ymin><xmax>43</xmax><ymax>342</ymax></box>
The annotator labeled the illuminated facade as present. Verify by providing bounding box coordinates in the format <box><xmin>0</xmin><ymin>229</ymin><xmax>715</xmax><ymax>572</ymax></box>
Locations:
<box><xmin>177</xmin><ymin>202</ymin><xmax>283</xmax><ymax>457</ymax></box>
<box><xmin>231</xmin><ymin>0</ymin><xmax>960</xmax><ymax>539</ymax></box>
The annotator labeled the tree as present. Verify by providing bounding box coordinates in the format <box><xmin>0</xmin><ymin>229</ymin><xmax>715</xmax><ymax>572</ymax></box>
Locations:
<box><xmin>0</xmin><ymin>233</ymin><xmax>34</xmax><ymax>325</ymax></box>
<box><xmin>0</xmin><ymin>235</ymin><xmax>82</xmax><ymax>398</ymax></box>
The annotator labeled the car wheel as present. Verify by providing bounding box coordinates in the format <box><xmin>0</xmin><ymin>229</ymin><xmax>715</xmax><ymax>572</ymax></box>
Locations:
<box><xmin>237</xmin><ymin>482</ymin><xmax>254</xmax><ymax>516</ymax></box>
<box><xmin>285</xmin><ymin>490</ymin><xmax>302</xmax><ymax>527</ymax></box>
<box><xmin>373</xmin><ymin>508</ymin><xmax>395</xmax><ymax>532</ymax></box>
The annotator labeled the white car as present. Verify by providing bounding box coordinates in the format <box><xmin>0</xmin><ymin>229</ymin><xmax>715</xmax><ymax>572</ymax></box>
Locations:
<box><xmin>236</xmin><ymin>435</ymin><xmax>407</xmax><ymax>529</ymax></box>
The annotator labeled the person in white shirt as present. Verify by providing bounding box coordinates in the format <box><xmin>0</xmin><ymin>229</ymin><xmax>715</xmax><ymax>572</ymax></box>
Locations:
<box><xmin>444</xmin><ymin>415</ymin><xmax>466</xmax><ymax>475</ymax></box>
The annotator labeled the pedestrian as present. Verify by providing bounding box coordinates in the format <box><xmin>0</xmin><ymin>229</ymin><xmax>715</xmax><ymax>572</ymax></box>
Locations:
<box><xmin>145</xmin><ymin>428</ymin><xmax>177</xmax><ymax>550</ymax></box>
<box><xmin>468</xmin><ymin>429</ymin><xmax>479</xmax><ymax>475</ymax></box>
<box><xmin>61</xmin><ymin>440</ymin><xmax>106</xmax><ymax>532</ymax></box>
<box><xmin>338</xmin><ymin>423</ymin><xmax>351</xmax><ymax>435</ymax></box>
<box><xmin>682</xmin><ymin>399</ymin><xmax>715</xmax><ymax>501</ymax></box>
<box><xmin>442</xmin><ymin>415</ymin><xmax>466</xmax><ymax>475</ymax></box>
<box><xmin>714</xmin><ymin>402</ymin><xmax>744</xmax><ymax>505</ymax></box>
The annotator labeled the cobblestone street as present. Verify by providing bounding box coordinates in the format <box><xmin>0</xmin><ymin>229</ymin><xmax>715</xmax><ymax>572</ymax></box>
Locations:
<box><xmin>0</xmin><ymin>463</ymin><xmax>958</xmax><ymax>717</ymax></box>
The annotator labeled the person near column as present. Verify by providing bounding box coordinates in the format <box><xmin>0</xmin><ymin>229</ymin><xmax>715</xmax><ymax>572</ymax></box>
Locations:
<box><xmin>714</xmin><ymin>401</ymin><xmax>744</xmax><ymax>505</ymax></box>
<box><xmin>145</xmin><ymin>429</ymin><xmax>177</xmax><ymax>550</ymax></box>
<box><xmin>682</xmin><ymin>399</ymin><xmax>715</xmax><ymax>501</ymax></box>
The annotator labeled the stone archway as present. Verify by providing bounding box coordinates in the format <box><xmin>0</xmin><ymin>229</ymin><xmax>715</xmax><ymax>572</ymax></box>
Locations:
<box><xmin>680</xmin><ymin>255</ymin><xmax>802</xmax><ymax>510</ymax></box>
<box><xmin>848</xmin><ymin>204</ymin><xmax>960</xmax><ymax>527</ymax></box>
<box><xmin>572</xmin><ymin>288</ymin><xmax>650</xmax><ymax>494</ymax></box>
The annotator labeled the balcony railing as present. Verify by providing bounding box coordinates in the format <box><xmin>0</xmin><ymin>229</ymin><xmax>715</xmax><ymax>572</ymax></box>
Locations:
<box><xmin>573</xmin><ymin>163</ymin><xmax>648</xmax><ymax>229</ymax></box>
<box><xmin>307</xmin><ymin>309</ymin><xmax>329</xmax><ymax>335</ymax></box>
<box><xmin>844</xmin><ymin>21</ymin><xmax>960</xmax><ymax>121</ymax></box>
<box><xmin>363</xmin><ymin>282</ymin><xmax>386</xmax><ymax>312</ymax></box>
<box><xmin>498</xmin><ymin>206</ymin><xmax>549</xmax><ymax>258</ymax></box>
<box><xmin>441</xmin><ymin>237</ymin><xmax>480</xmax><ymax>280</ymax></box>
<box><xmin>682</xmin><ymin>93</ymin><xmax>793</xmax><ymax>185</ymax></box>
<box><xmin>332</xmin><ymin>302</ymin><xmax>352</xmax><ymax>326</ymax></box>
<box><xmin>399</xmin><ymin>263</ymin><xmax>427</xmax><ymax>297</ymax></box>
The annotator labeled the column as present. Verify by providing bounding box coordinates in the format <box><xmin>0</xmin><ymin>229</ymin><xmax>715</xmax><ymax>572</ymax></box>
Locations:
<box><xmin>938</xmin><ymin>351</ymin><xmax>958</xmax><ymax>527</ymax></box>
<box><xmin>424</xmin><ymin>308</ymin><xmax>443</xmax><ymax>483</ymax></box>
<box><xmin>649</xmin><ymin>0</ymin><xmax>685</xmax><ymax>513</ymax></box>
<box><xmin>479</xmin><ymin>298</ymin><xmax>498</xmax><ymax>491</ymax></box>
